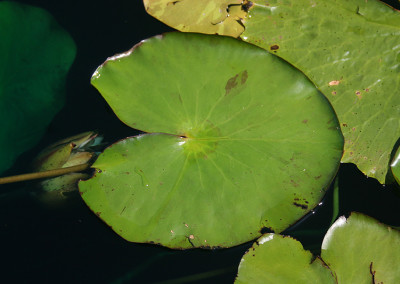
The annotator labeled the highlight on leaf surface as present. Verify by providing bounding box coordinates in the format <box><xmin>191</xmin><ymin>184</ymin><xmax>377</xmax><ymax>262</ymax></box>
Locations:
<box><xmin>144</xmin><ymin>0</ymin><xmax>400</xmax><ymax>184</ymax></box>
<box><xmin>79</xmin><ymin>32</ymin><xmax>343</xmax><ymax>249</ymax></box>
<box><xmin>236</xmin><ymin>213</ymin><xmax>400</xmax><ymax>283</ymax></box>
<box><xmin>391</xmin><ymin>144</ymin><xmax>400</xmax><ymax>186</ymax></box>
<box><xmin>0</xmin><ymin>1</ymin><xmax>76</xmax><ymax>174</ymax></box>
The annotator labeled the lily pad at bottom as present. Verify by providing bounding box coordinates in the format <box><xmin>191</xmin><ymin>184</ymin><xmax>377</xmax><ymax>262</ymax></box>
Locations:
<box><xmin>79</xmin><ymin>32</ymin><xmax>343</xmax><ymax>249</ymax></box>
<box><xmin>236</xmin><ymin>234</ymin><xmax>335</xmax><ymax>283</ymax></box>
<box><xmin>321</xmin><ymin>213</ymin><xmax>400</xmax><ymax>283</ymax></box>
<box><xmin>236</xmin><ymin>213</ymin><xmax>400</xmax><ymax>283</ymax></box>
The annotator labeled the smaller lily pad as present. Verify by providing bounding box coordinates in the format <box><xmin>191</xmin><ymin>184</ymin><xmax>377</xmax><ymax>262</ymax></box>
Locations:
<box><xmin>235</xmin><ymin>234</ymin><xmax>335</xmax><ymax>283</ymax></box>
<box><xmin>321</xmin><ymin>213</ymin><xmax>400</xmax><ymax>283</ymax></box>
<box><xmin>236</xmin><ymin>213</ymin><xmax>400</xmax><ymax>283</ymax></box>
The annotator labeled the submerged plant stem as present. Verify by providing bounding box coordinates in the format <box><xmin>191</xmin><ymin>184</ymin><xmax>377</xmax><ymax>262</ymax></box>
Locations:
<box><xmin>0</xmin><ymin>163</ymin><xmax>90</xmax><ymax>185</ymax></box>
<box><xmin>330</xmin><ymin>177</ymin><xmax>340</xmax><ymax>226</ymax></box>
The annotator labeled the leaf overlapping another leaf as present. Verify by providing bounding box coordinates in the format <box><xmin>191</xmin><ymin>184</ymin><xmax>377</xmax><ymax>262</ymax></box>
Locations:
<box><xmin>144</xmin><ymin>0</ymin><xmax>400</xmax><ymax>183</ymax></box>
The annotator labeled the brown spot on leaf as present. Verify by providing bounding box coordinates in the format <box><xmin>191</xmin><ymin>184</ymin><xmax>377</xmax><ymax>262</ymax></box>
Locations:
<box><xmin>290</xmin><ymin>179</ymin><xmax>299</xmax><ymax>187</ymax></box>
<box><xmin>293</xmin><ymin>202</ymin><xmax>308</xmax><ymax>210</ymax></box>
<box><xmin>225</xmin><ymin>70</ymin><xmax>248</xmax><ymax>95</ymax></box>
<box><xmin>241</xmin><ymin>70</ymin><xmax>248</xmax><ymax>85</ymax></box>
<box><xmin>314</xmin><ymin>175</ymin><xmax>322</xmax><ymax>180</ymax></box>
<box><xmin>242</xmin><ymin>1</ymin><xmax>254</xmax><ymax>11</ymax></box>
<box><xmin>342</xmin><ymin>123</ymin><xmax>348</xmax><ymax>127</ymax></box>
<box><xmin>331</xmin><ymin>91</ymin><xmax>337</xmax><ymax>95</ymax></box>
<box><xmin>270</xmin><ymin>44</ymin><xmax>279</xmax><ymax>51</ymax></box>
<box><xmin>302</xmin><ymin>119</ymin><xmax>308</xmax><ymax>124</ymax></box>
<box><xmin>225</xmin><ymin>74</ymin><xmax>239</xmax><ymax>95</ymax></box>
<box><xmin>95</xmin><ymin>212</ymin><xmax>102</xmax><ymax>217</ymax></box>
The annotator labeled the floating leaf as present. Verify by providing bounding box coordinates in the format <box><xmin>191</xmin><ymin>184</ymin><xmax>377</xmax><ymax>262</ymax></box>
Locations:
<box><xmin>144</xmin><ymin>0</ymin><xmax>400</xmax><ymax>183</ymax></box>
<box><xmin>235</xmin><ymin>234</ymin><xmax>335</xmax><ymax>283</ymax></box>
<box><xmin>0</xmin><ymin>1</ymin><xmax>76</xmax><ymax>174</ymax></box>
<box><xmin>236</xmin><ymin>213</ymin><xmax>400</xmax><ymax>283</ymax></box>
<box><xmin>79</xmin><ymin>32</ymin><xmax>343</xmax><ymax>249</ymax></box>
<box><xmin>321</xmin><ymin>213</ymin><xmax>400</xmax><ymax>283</ymax></box>
<box><xmin>143</xmin><ymin>0</ymin><xmax>247</xmax><ymax>37</ymax></box>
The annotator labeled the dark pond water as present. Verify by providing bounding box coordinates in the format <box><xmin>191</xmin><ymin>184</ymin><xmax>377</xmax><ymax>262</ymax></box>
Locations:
<box><xmin>1</xmin><ymin>0</ymin><xmax>400</xmax><ymax>283</ymax></box>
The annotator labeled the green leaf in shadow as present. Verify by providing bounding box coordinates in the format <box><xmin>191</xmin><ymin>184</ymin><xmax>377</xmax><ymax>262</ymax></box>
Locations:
<box><xmin>0</xmin><ymin>1</ymin><xmax>76</xmax><ymax>174</ymax></box>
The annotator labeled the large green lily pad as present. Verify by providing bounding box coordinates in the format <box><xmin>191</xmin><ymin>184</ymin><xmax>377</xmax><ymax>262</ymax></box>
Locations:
<box><xmin>79</xmin><ymin>32</ymin><xmax>343</xmax><ymax>249</ymax></box>
<box><xmin>0</xmin><ymin>1</ymin><xmax>76</xmax><ymax>174</ymax></box>
<box><xmin>144</xmin><ymin>0</ymin><xmax>400</xmax><ymax>184</ymax></box>
<box><xmin>236</xmin><ymin>213</ymin><xmax>400</xmax><ymax>283</ymax></box>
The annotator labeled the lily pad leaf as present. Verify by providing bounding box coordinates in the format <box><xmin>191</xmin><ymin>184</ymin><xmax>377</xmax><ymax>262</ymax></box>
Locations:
<box><xmin>143</xmin><ymin>0</ymin><xmax>247</xmax><ymax>37</ymax></box>
<box><xmin>79</xmin><ymin>32</ymin><xmax>343</xmax><ymax>249</ymax></box>
<box><xmin>144</xmin><ymin>0</ymin><xmax>400</xmax><ymax>184</ymax></box>
<box><xmin>321</xmin><ymin>213</ymin><xmax>400</xmax><ymax>283</ymax></box>
<box><xmin>0</xmin><ymin>1</ymin><xmax>76</xmax><ymax>174</ymax></box>
<box><xmin>236</xmin><ymin>213</ymin><xmax>400</xmax><ymax>283</ymax></box>
<box><xmin>235</xmin><ymin>234</ymin><xmax>336</xmax><ymax>283</ymax></box>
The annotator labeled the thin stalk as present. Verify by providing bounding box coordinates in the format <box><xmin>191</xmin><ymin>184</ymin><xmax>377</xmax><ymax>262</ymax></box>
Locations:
<box><xmin>330</xmin><ymin>176</ymin><xmax>340</xmax><ymax>226</ymax></box>
<box><xmin>0</xmin><ymin>163</ymin><xmax>90</xmax><ymax>185</ymax></box>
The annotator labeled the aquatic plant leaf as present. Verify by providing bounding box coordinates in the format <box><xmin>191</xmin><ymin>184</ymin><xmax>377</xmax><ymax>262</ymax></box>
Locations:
<box><xmin>145</xmin><ymin>0</ymin><xmax>400</xmax><ymax>184</ymax></box>
<box><xmin>321</xmin><ymin>213</ymin><xmax>400</xmax><ymax>283</ymax></box>
<box><xmin>143</xmin><ymin>0</ymin><xmax>246</xmax><ymax>37</ymax></box>
<box><xmin>0</xmin><ymin>1</ymin><xmax>76</xmax><ymax>174</ymax></box>
<box><xmin>236</xmin><ymin>213</ymin><xmax>400</xmax><ymax>283</ymax></box>
<box><xmin>235</xmin><ymin>234</ymin><xmax>335</xmax><ymax>283</ymax></box>
<box><xmin>391</xmin><ymin>145</ymin><xmax>400</xmax><ymax>185</ymax></box>
<box><xmin>79</xmin><ymin>32</ymin><xmax>343</xmax><ymax>249</ymax></box>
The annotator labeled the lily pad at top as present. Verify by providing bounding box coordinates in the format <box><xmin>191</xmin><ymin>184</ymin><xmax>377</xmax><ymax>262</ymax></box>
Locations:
<box><xmin>236</xmin><ymin>213</ymin><xmax>400</xmax><ymax>283</ymax></box>
<box><xmin>143</xmin><ymin>0</ymin><xmax>248</xmax><ymax>37</ymax></box>
<box><xmin>79</xmin><ymin>32</ymin><xmax>343</xmax><ymax>249</ymax></box>
<box><xmin>0</xmin><ymin>1</ymin><xmax>76</xmax><ymax>174</ymax></box>
<box><xmin>144</xmin><ymin>0</ymin><xmax>400</xmax><ymax>184</ymax></box>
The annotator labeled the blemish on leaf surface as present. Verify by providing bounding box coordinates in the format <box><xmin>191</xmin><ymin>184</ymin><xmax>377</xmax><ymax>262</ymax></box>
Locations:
<box><xmin>270</xmin><ymin>44</ymin><xmax>279</xmax><ymax>51</ymax></box>
<box><xmin>328</xmin><ymin>80</ymin><xmax>340</xmax><ymax>86</ymax></box>
<box><xmin>225</xmin><ymin>70</ymin><xmax>248</xmax><ymax>95</ymax></box>
<box><xmin>293</xmin><ymin>202</ymin><xmax>308</xmax><ymax>210</ymax></box>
